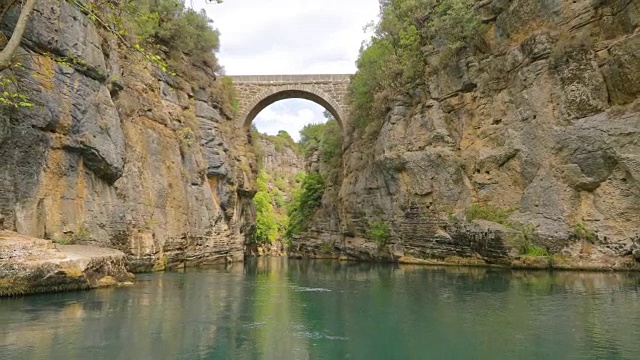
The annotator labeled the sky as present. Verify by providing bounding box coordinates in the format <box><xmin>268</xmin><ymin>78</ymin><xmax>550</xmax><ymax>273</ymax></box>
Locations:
<box><xmin>192</xmin><ymin>0</ymin><xmax>380</xmax><ymax>141</ymax></box>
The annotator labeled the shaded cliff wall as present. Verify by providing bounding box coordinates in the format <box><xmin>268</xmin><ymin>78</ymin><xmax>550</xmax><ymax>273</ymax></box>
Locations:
<box><xmin>0</xmin><ymin>0</ymin><xmax>256</xmax><ymax>271</ymax></box>
<box><xmin>295</xmin><ymin>0</ymin><xmax>640</xmax><ymax>268</ymax></box>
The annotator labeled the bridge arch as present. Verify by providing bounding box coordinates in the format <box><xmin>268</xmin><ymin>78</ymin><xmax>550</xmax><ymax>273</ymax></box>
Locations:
<box><xmin>240</xmin><ymin>87</ymin><xmax>346</xmax><ymax>129</ymax></box>
<box><xmin>229</xmin><ymin>75</ymin><xmax>351</xmax><ymax>132</ymax></box>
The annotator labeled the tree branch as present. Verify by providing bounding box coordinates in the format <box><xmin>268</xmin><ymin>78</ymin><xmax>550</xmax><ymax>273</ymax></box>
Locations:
<box><xmin>0</xmin><ymin>0</ymin><xmax>37</xmax><ymax>72</ymax></box>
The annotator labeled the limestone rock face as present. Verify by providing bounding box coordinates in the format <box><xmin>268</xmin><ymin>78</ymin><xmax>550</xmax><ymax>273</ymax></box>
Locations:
<box><xmin>293</xmin><ymin>0</ymin><xmax>640</xmax><ymax>269</ymax></box>
<box><xmin>257</xmin><ymin>137</ymin><xmax>304</xmax><ymax>179</ymax></box>
<box><xmin>0</xmin><ymin>1</ymin><xmax>256</xmax><ymax>271</ymax></box>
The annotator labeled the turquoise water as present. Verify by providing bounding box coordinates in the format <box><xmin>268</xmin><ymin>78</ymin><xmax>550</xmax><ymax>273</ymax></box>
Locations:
<box><xmin>1</xmin><ymin>258</ymin><xmax>639</xmax><ymax>359</ymax></box>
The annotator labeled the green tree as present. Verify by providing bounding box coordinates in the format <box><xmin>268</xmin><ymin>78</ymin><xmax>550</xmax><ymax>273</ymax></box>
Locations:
<box><xmin>128</xmin><ymin>0</ymin><xmax>221</xmax><ymax>60</ymax></box>
<box><xmin>253</xmin><ymin>171</ymin><xmax>279</xmax><ymax>243</ymax></box>
<box><xmin>299</xmin><ymin>123</ymin><xmax>325</xmax><ymax>157</ymax></box>
<box><xmin>286</xmin><ymin>172</ymin><xmax>325</xmax><ymax>238</ymax></box>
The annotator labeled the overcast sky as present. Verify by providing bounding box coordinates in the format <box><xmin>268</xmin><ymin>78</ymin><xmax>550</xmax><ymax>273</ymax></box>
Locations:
<box><xmin>193</xmin><ymin>0</ymin><xmax>380</xmax><ymax>140</ymax></box>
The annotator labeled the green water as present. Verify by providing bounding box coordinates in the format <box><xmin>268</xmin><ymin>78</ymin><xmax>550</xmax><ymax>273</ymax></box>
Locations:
<box><xmin>1</xmin><ymin>259</ymin><xmax>639</xmax><ymax>360</ymax></box>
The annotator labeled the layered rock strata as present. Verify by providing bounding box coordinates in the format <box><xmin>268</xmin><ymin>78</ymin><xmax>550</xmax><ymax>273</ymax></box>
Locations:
<box><xmin>293</xmin><ymin>0</ymin><xmax>640</xmax><ymax>270</ymax></box>
<box><xmin>0</xmin><ymin>0</ymin><xmax>256</xmax><ymax>272</ymax></box>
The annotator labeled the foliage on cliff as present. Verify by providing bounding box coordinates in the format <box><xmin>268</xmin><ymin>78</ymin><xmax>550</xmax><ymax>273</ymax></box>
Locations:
<box><xmin>349</xmin><ymin>0</ymin><xmax>485</xmax><ymax>129</ymax></box>
<box><xmin>251</xmin><ymin>131</ymin><xmax>303</xmax><ymax>244</ymax></box>
<box><xmin>253</xmin><ymin>171</ymin><xmax>280</xmax><ymax>243</ymax></box>
<box><xmin>299</xmin><ymin>114</ymin><xmax>342</xmax><ymax>182</ymax></box>
<box><xmin>282</xmin><ymin>114</ymin><xmax>341</xmax><ymax>239</ymax></box>
<box><xmin>285</xmin><ymin>172</ymin><xmax>325</xmax><ymax>239</ymax></box>
<box><xmin>299</xmin><ymin>115</ymin><xmax>342</xmax><ymax>162</ymax></box>
<box><xmin>252</xmin><ymin>128</ymin><xmax>300</xmax><ymax>157</ymax></box>
<box><xmin>252</xmin><ymin>116</ymin><xmax>340</xmax><ymax>242</ymax></box>
<box><xmin>0</xmin><ymin>0</ymin><xmax>224</xmax><ymax>108</ymax></box>
<box><xmin>126</xmin><ymin>0</ymin><xmax>220</xmax><ymax>66</ymax></box>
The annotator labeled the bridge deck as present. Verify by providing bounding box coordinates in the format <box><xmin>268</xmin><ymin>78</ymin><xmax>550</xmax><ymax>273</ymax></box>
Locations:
<box><xmin>228</xmin><ymin>74</ymin><xmax>352</xmax><ymax>83</ymax></box>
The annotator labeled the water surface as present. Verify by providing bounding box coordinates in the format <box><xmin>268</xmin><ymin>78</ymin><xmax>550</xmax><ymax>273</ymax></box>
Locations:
<box><xmin>1</xmin><ymin>258</ymin><xmax>639</xmax><ymax>359</ymax></box>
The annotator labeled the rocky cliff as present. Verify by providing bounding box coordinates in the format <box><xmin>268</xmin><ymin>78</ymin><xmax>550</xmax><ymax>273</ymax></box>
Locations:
<box><xmin>247</xmin><ymin>133</ymin><xmax>304</xmax><ymax>256</ymax></box>
<box><xmin>294</xmin><ymin>0</ymin><xmax>640</xmax><ymax>270</ymax></box>
<box><xmin>256</xmin><ymin>136</ymin><xmax>304</xmax><ymax>180</ymax></box>
<box><xmin>0</xmin><ymin>0</ymin><xmax>256</xmax><ymax>272</ymax></box>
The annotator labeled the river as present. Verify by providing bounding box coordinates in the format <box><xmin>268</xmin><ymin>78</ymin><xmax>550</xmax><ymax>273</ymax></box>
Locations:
<box><xmin>1</xmin><ymin>258</ymin><xmax>639</xmax><ymax>359</ymax></box>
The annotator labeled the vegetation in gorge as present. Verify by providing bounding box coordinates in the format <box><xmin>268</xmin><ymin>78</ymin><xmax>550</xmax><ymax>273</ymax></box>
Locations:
<box><xmin>0</xmin><ymin>0</ymin><xmax>223</xmax><ymax>108</ymax></box>
<box><xmin>298</xmin><ymin>112</ymin><xmax>343</xmax><ymax>182</ymax></box>
<box><xmin>466</xmin><ymin>204</ymin><xmax>516</xmax><ymax>226</ymax></box>
<box><xmin>572</xmin><ymin>223</ymin><xmax>596</xmax><ymax>242</ymax></box>
<box><xmin>509</xmin><ymin>224</ymin><xmax>550</xmax><ymax>257</ymax></box>
<box><xmin>251</xmin><ymin>114</ymin><xmax>342</xmax><ymax>242</ymax></box>
<box><xmin>0</xmin><ymin>0</ymin><xmax>36</xmax><ymax>72</ymax></box>
<box><xmin>367</xmin><ymin>220</ymin><xmax>390</xmax><ymax>248</ymax></box>
<box><xmin>125</xmin><ymin>0</ymin><xmax>221</xmax><ymax>66</ymax></box>
<box><xmin>251</xmin><ymin>130</ymin><xmax>305</xmax><ymax>244</ymax></box>
<box><xmin>466</xmin><ymin>203</ymin><xmax>552</xmax><ymax>257</ymax></box>
<box><xmin>299</xmin><ymin>113</ymin><xmax>342</xmax><ymax>162</ymax></box>
<box><xmin>253</xmin><ymin>171</ymin><xmax>280</xmax><ymax>243</ymax></box>
<box><xmin>349</xmin><ymin>0</ymin><xmax>485</xmax><ymax>129</ymax></box>
<box><xmin>285</xmin><ymin>172</ymin><xmax>325</xmax><ymax>239</ymax></box>
<box><xmin>0</xmin><ymin>0</ymin><xmax>37</xmax><ymax>107</ymax></box>
<box><xmin>284</xmin><ymin>115</ymin><xmax>341</xmax><ymax>239</ymax></box>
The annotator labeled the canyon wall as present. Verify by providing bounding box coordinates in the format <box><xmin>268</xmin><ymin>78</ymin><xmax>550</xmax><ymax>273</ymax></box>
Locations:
<box><xmin>257</xmin><ymin>136</ymin><xmax>304</xmax><ymax>180</ymax></box>
<box><xmin>0</xmin><ymin>0</ymin><xmax>256</xmax><ymax>271</ymax></box>
<box><xmin>294</xmin><ymin>0</ymin><xmax>640</xmax><ymax>269</ymax></box>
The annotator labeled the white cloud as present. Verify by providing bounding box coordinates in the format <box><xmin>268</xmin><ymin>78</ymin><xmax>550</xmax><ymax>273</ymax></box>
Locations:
<box><xmin>192</xmin><ymin>0</ymin><xmax>380</xmax><ymax>139</ymax></box>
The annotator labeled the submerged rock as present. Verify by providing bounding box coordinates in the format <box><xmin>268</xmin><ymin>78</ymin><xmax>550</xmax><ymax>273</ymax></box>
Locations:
<box><xmin>0</xmin><ymin>231</ymin><xmax>134</xmax><ymax>297</ymax></box>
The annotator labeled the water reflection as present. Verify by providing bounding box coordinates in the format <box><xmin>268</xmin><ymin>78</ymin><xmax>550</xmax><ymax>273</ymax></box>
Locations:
<box><xmin>0</xmin><ymin>259</ymin><xmax>639</xmax><ymax>359</ymax></box>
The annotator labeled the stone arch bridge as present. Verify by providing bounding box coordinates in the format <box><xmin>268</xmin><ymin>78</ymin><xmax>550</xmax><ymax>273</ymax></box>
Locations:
<box><xmin>228</xmin><ymin>74</ymin><xmax>351</xmax><ymax>130</ymax></box>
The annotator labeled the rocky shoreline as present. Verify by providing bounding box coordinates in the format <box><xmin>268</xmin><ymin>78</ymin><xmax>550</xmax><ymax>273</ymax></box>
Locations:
<box><xmin>0</xmin><ymin>231</ymin><xmax>134</xmax><ymax>297</ymax></box>
<box><xmin>289</xmin><ymin>251</ymin><xmax>640</xmax><ymax>272</ymax></box>
<box><xmin>289</xmin><ymin>228</ymin><xmax>640</xmax><ymax>272</ymax></box>
<box><xmin>2</xmin><ymin>227</ymin><xmax>638</xmax><ymax>298</ymax></box>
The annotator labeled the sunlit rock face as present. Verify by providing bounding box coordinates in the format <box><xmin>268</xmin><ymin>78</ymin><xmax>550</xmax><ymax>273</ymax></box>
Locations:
<box><xmin>0</xmin><ymin>0</ymin><xmax>257</xmax><ymax>271</ymax></box>
<box><xmin>293</xmin><ymin>0</ymin><xmax>640</xmax><ymax>269</ymax></box>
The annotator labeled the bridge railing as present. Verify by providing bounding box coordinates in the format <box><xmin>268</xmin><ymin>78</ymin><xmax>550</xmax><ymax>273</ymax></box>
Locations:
<box><xmin>227</xmin><ymin>74</ymin><xmax>352</xmax><ymax>83</ymax></box>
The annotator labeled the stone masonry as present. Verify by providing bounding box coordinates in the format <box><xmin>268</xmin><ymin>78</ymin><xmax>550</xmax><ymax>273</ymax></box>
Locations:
<box><xmin>229</xmin><ymin>75</ymin><xmax>351</xmax><ymax>130</ymax></box>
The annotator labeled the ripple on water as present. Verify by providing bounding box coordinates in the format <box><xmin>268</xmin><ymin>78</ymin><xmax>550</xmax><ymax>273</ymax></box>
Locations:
<box><xmin>243</xmin><ymin>321</ymin><xmax>266</xmax><ymax>329</ymax></box>
<box><xmin>291</xmin><ymin>286</ymin><xmax>332</xmax><ymax>292</ymax></box>
<box><xmin>290</xmin><ymin>331</ymin><xmax>348</xmax><ymax>341</ymax></box>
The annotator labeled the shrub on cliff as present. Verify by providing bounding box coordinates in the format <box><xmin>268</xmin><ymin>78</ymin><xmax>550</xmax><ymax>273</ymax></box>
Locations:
<box><xmin>299</xmin><ymin>116</ymin><xmax>342</xmax><ymax>168</ymax></box>
<box><xmin>127</xmin><ymin>0</ymin><xmax>220</xmax><ymax>62</ymax></box>
<box><xmin>286</xmin><ymin>172</ymin><xmax>325</xmax><ymax>239</ymax></box>
<box><xmin>367</xmin><ymin>220</ymin><xmax>390</xmax><ymax>247</ymax></box>
<box><xmin>349</xmin><ymin>0</ymin><xmax>485</xmax><ymax>130</ymax></box>
<box><xmin>253</xmin><ymin>171</ymin><xmax>279</xmax><ymax>243</ymax></box>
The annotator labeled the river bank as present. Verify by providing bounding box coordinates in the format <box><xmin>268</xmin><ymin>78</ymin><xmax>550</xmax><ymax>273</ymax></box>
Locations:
<box><xmin>0</xmin><ymin>231</ymin><xmax>134</xmax><ymax>297</ymax></box>
<box><xmin>3</xmin><ymin>228</ymin><xmax>639</xmax><ymax>298</ymax></box>
<box><xmin>289</xmin><ymin>231</ymin><xmax>640</xmax><ymax>272</ymax></box>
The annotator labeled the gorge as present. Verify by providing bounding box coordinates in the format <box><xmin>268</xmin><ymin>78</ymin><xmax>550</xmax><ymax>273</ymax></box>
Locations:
<box><xmin>0</xmin><ymin>0</ymin><xmax>639</xmax><ymax>295</ymax></box>
<box><xmin>1</xmin><ymin>0</ymin><xmax>640</xmax><ymax>358</ymax></box>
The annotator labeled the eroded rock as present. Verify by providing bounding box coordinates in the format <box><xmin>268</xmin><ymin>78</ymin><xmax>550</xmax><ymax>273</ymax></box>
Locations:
<box><xmin>0</xmin><ymin>231</ymin><xmax>134</xmax><ymax>297</ymax></box>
